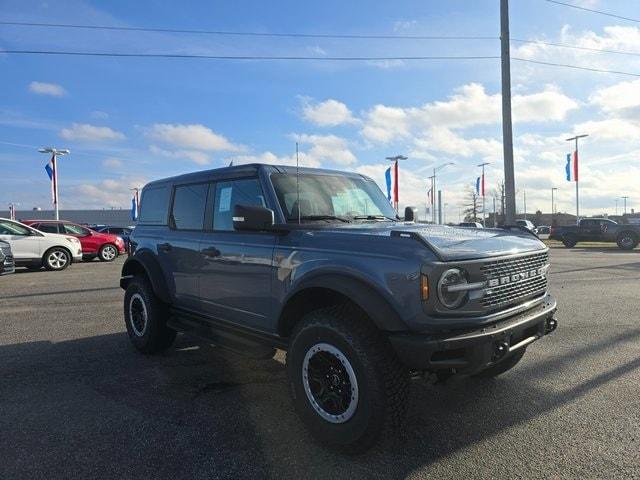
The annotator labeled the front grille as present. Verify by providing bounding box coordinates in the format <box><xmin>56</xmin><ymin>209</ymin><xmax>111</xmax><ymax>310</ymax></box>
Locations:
<box><xmin>480</xmin><ymin>251</ymin><xmax>549</xmax><ymax>308</ymax></box>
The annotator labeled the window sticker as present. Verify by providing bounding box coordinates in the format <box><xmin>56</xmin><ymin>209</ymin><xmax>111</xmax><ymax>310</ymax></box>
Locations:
<box><xmin>219</xmin><ymin>187</ymin><xmax>232</xmax><ymax>212</ymax></box>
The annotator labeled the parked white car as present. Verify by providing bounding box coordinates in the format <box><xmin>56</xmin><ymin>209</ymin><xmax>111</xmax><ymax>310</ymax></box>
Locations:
<box><xmin>0</xmin><ymin>218</ymin><xmax>83</xmax><ymax>271</ymax></box>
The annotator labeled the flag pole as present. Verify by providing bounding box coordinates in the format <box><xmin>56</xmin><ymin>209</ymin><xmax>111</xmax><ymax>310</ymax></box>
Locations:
<box><xmin>39</xmin><ymin>147</ymin><xmax>70</xmax><ymax>221</ymax></box>
<box><xmin>566</xmin><ymin>134</ymin><xmax>587</xmax><ymax>224</ymax></box>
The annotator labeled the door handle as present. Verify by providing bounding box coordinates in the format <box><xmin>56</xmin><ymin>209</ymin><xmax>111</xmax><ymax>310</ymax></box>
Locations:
<box><xmin>201</xmin><ymin>247</ymin><xmax>221</xmax><ymax>258</ymax></box>
<box><xmin>158</xmin><ymin>242</ymin><xmax>172</xmax><ymax>253</ymax></box>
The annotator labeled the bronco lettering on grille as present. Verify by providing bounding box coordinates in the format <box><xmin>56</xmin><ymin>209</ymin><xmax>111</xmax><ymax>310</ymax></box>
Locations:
<box><xmin>487</xmin><ymin>265</ymin><xmax>549</xmax><ymax>287</ymax></box>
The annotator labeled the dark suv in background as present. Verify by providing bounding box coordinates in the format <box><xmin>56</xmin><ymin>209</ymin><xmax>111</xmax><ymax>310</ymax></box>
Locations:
<box><xmin>120</xmin><ymin>163</ymin><xmax>558</xmax><ymax>452</ymax></box>
<box><xmin>0</xmin><ymin>240</ymin><xmax>15</xmax><ymax>275</ymax></box>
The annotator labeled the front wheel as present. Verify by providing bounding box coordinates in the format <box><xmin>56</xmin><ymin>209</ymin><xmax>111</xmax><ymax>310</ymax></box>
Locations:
<box><xmin>43</xmin><ymin>247</ymin><xmax>71</xmax><ymax>271</ymax></box>
<box><xmin>286</xmin><ymin>305</ymin><xmax>409</xmax><ymax>454</ymax></box>
<box><xmin>124</xmin><ymin>276</ymin><xmax>176</xmax><ymax>354</ymax></box>
<box><xmin>99</xmin><ymin>243</ymin><xmax>118</xmax><ymax>262</ymax></box>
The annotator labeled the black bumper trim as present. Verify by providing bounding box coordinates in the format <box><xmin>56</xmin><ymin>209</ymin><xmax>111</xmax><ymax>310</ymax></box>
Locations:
<box><xmin>388</xmin><ymin>295</ymin><xmax>557</xmax><ymax>373</ymax></box>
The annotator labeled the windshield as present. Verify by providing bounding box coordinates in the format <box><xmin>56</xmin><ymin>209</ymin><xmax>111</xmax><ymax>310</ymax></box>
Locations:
<box><xmin>271</xmin><ymin>173</ymin><xmax>397</xmax><ymax>223</ymax></box>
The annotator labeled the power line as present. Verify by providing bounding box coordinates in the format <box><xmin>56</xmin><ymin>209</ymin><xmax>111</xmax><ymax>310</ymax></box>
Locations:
<box><xmin>512</xmin><ymin>57</ymin><xmax>640</xmax><ymax>77</ymax></box>
<box><xmin>542</xmin><ymin>0</ymin><xmax>640</xmax><ymax>23</ymax></box>
<box><xmin>0</xmin><ymin>50</ymin><xmax>501</xmax><ymax>61</ymax></box>
<box><xmin>0</xmin><ymin>21</ymin><xmax>497</xmax><ymax>40</ymax></box>
<box><xmin>511</xmin><ymin>38</ymin><xmax>640</xmax><ymax>57</ymax></box>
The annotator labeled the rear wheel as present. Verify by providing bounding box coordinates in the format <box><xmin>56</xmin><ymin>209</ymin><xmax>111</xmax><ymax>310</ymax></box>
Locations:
<box><xmin>616</xmin><ymin>232</ymin><xmax>638</xmax><ymax>250</ymax></box>
<box><xmin>43</xmin><ymin>247</ymin><xmax>71</xmax><ymax>271</ymax></box>
<box><xmin>99</xmin><ymin>243</ymin><xmax>118</xmax><ymax>262</ymax></box>
<box><xmin>474</xmin><ymin>350</ymin><xmax>526</xmax><ymax>378</ymax></box>
<box><xmin>124</xmin><ymin>276</ymin><xmax>176</xmax><ymax>353</ymax></box>
<box><xmin>286</xmin><ymin>304</ymin><xmax>409</xmax><ymax>454</ymax></box>
<box><xmin>562</xmin><ymin>235</ymin><xmax>577</xmax><ymax>248</ymax></box>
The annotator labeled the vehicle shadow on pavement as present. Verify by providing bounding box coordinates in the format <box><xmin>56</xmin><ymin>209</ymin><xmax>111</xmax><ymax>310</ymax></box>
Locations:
<box><xmin>1</xmin><ymin>329</ymin><xmax>638</xmax><ymax>479</ymax></box>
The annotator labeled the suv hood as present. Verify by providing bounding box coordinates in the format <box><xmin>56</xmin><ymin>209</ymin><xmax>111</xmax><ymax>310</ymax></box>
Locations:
<box><xmin>329</xmin><ymin>223</ymin><xmax>545</xmax><ymax>261</ymax></box>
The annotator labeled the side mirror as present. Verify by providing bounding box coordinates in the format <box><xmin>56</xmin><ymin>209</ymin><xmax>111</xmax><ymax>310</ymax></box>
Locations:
<box><xmin>233</xmin><ymin>204</ymin><xmax>275</xmax><ymax>231</ymax></box>
<box><xmin>404</xmin><ymin>206</ymin><xmax>418</xmax><ymax>222</ymax></box>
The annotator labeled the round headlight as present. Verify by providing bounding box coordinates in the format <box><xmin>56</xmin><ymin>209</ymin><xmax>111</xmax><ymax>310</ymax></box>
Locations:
<box><xmin>437</xmin><ymin>268</ymin><xmax>468</xmax><ymax>309</ymax></box>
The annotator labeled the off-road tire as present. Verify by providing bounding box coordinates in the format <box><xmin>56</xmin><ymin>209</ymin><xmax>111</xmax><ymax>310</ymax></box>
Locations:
<box><xmin>43</xmin><ymin>247</ymin><xmax>71</xmax><ymax>271</ymax></box>
<box><xmin>124</xmin><ymin>276</ymin><xmax>176</xmax><ymax>354</ymax></box>
<box><xmin>474</xmin><ymin>349</ymin><xmax>526</xmax><ymax>378</ymax></box>
<box><xmin>99</xmin><ymin>243</ymin><xmax>118</xmax><ymax>262</ymax></box>
<box><xmin>616</xmin><ymin>232</ymin><xmax>638</xmax><ymax>250</ymax></box>
<box><xmin>562</xmin><ymin>235</ymin><xmax>577</xmax><ymax>248</ymax></box>
<box><xmin>286</xmin><ymin>304</ymin><xmax>409</xmax><ymax>454</ymax></box>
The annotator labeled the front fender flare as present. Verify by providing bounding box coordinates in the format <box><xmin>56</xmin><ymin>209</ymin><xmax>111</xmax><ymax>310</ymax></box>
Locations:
<box><xmin>280</xmin><ymin>272</ymin><xmax>408</xmax><ymax>333</ymax></box>
<box><xmin>120</xmin><ymin>250</ymin><xmax>171</xmax><ymax>301</ymax></box>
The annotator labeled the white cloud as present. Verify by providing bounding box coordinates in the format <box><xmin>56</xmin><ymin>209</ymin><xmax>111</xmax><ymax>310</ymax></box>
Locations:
<box><xmin>301</xmin><ymin>98</ymin><xmax>356</xmax><ymax>127</ymax></box>
<box><xmin>227</xmin><ymin>151</ymin><xmax>321</xmax><ymax>168</ymax></box>
<box><xmin>414</xmin><ymin>127</ymin><xmax>503</xmax><ymax>160</ymax></box>
<box><xmin>60</xmin><ymin>123</ymin><xmax>125</xmax><ymax>141</ymax></box>
<box><xmin>28</xmin><ymin>81</ymin><xmax>66</xmax><ymax>97</ymax></box>
<box><xmin>146</xmin><ymin>123</ymin><xmax>242</xmax><ymax>151</ymax></box>
<box><xmin>294</xmin><ymin>133</ymin><xmax>357</xmax><ymax>166</ymax></box>
<box><xmin>102</xmin><ymin>158</ymin><xmax>123</xmax><ymax>169</ymax></box>
<box><xmin>360</xmin><ymin>83</ymin><xmax>577</xmax><ymax>145</ymax></box>
<box><xmin>573</xmin><ymin>118</ymin><xmax>640</xmax><ymax>141</ymax></box>
<box><xmin>67</xmin><ymin>177</ymin><xmax>146</xmax><ymax>208</ymax></box>
<box><xmin>149</xmin><ymin>145</ymin><xmax>210</xmax><ymax>165</ymax></box>
<box><xmin>589</xmin><ymin>79</ymin><xmax>640</xmax><ymax>114</ymax></box>
<box><xmin>361</xmin><ymin>105</ymin><xmax>411</xmax><ymax>143</ymax></box>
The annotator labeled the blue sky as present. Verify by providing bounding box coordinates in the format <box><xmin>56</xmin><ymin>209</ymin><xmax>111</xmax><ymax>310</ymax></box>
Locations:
<box><xmin>1</xmin><ymin>0</ymin><xmax>639</xmax><ymax>220</ymax></box>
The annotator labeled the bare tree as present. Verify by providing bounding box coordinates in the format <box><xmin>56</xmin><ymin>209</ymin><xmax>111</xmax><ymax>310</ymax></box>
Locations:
<box><xmin>462</xmin><ymin>186</ymin><xmax>481</xmax><ymax>222</ymax></box>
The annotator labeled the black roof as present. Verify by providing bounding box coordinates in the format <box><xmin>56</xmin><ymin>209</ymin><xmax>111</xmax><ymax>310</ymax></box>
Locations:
<box><xmin>143</xmin><ymin>163</ymin><xmax>370</xmax><ymax>190</ymax></box>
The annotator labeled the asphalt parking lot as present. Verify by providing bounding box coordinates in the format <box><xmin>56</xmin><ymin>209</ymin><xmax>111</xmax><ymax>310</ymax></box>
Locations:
<box><xmin>1</xmin><ymin>246</ymin><xmax>639</xmax><ymax>479</ymax></box>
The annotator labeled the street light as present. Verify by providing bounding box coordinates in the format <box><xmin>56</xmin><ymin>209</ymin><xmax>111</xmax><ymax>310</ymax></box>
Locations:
<box><xmin>621</xmin><ymin>196</ymin><xmax>629</xmax><ymax>215</ymax></box>
<box><xmin>38</xmin><ymin>147</ymin><xmax>70</xmax><ymax>220</ymax></box>
<box><xmin>551</xmin><ymin>187</ymin><xmax>558</xmax><ymax>224</ymax></box>
<box><xmin>386</xmin><ymin>155</ymin><xmax>408</xmax><ymax>212</ymax></box>
<box><xmin>432</xmin><ymin>162</ymin><xmax>454</xmax><ymax>224</ymax></box>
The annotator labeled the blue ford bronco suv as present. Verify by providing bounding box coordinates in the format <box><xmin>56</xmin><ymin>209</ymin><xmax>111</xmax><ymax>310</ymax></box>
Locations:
<box><xmin>120</xmin><ymin>163</ymin><xmax>557</xmax><ymax>452</ymax></box>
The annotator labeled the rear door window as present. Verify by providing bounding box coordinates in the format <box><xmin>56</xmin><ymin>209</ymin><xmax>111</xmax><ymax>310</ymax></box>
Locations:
<box><xmin>212</xmin><ymin>178</ymin><xmax>266</xmax><ymax>231</ymax></box>
<box><xmin>138</xmin><ymin>185</ymin><xmax>170</xmax><ymax>225</ymax></box>
<box><xmin>171</xmin><ymin>183</ymin><xmax>208</xmax><ymax>230</ymax></box>
<box><xmin>36</xmin><ymin>223</ymin><xmax>60</xmax><ymax>234</ymax></box>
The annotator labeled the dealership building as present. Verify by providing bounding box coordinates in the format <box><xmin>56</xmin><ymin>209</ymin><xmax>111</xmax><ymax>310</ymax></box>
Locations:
<box><xmin>3</xmin><ymin>209</ymin><xmax>135</xmax><ymax>227</ymax></box>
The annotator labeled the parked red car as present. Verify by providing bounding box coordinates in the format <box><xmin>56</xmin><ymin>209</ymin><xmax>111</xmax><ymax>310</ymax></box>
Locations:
<box><xmin>22</xmin><ymin>220</ymin><xmax>126</xmax><ymax>262</ymax></box>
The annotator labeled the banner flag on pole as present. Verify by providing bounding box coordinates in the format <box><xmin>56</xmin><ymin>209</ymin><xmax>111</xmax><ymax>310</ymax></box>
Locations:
<box><xmin>8</xmin><ymin>204</ymin><xmax>15</xmax><ymax>220</ymax></box>
<box><xmin>131</xmin><ymin>190</ymin><xmax>140</xmax><ymax>221</ymax></box>
<box><xmin>393</xmin><ymin>160</ymin><xmax>399</xmax><ymax>208</ymax></box>
<box><xmin>385</xmin><ymin>167</ymin><xmax>392</xmax><ymax>201</ymax></box>
<box><xmin>475</xmin><ymin>174</ymin><xmax>485</xmax><ymax>196</ymax></box>
<box><xmin>44</xmin><ymin>154</ymin><xmax>57</xmax><ymax>205</ymax></box>
<box><xmin>566</xmin><ymin>151</ymin><xmax>578</xmax><ymax>182</ymax></box>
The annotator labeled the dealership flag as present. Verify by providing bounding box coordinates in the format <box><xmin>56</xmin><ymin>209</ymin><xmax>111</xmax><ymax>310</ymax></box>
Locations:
<box><xmin>44</xmin><ymin>154</ymin><xmax>58</xmax><ymax>205</ymax></box>
<box><xmin>475</xmin><ymin>174</ymin><xmax>485</xmax><ymax>196</ymax></box>
<box><xmin>566</xmin><ymin>151</ymin><xmax>578</xmax><ymax>182</ymax></box>
<box><xmin>131</xmin><ymin>190</ymin><xmax>140</xmax><ymax>221</ymax></box>
<box><xmin>385</xmin><ymin>167</ymin><xmax>392</xmax><ymax>201</ymax></box>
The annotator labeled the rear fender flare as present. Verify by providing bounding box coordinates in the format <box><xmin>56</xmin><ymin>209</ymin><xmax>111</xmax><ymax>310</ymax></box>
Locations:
<box><xmin>120</xmin><ymin>250</ymin><xmax>171</xmax><ymax>302</ymax></box>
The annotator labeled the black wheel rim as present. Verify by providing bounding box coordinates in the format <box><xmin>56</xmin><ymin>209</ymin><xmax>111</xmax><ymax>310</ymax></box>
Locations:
<box><xmin>302</xmin><ymin>343</ymin><xmax>358</xmax><ymax>423</ymax></box>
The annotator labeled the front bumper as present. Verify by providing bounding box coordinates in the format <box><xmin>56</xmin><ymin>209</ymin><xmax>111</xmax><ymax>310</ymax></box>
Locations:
<box><xmin>388</xmin><ymin>294</ymin><xmax>557</xmax><ymax>374</ymax></box>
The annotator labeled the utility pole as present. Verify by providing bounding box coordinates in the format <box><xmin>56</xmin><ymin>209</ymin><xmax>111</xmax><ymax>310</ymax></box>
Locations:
<box><xmin>427</xmin><ymin>175</ymin><xmax>435</xmax><ymax>222</ymax></box>
<box><xmin>615</xmin><ymin>199</ymin><xmax>619</xmax><ymax>216</ymax></box>
<box><xmin>566</xmin><ymin>134</ymin><xmax>587</xmax><ymax>224</ymax></box>
<box><xmin>477</xmin><ymin>162</ymin><xmax>490</xmax><ymax>226</ymax></box>
<box><xmin>621</xmin><ymin>196</ymin><xmax>629</xmax><ymax>215</ymax></box>
<box><xmin>38</xmin><ymin>147</ymin><xmax>70</xmax><ymax>220</ymax></box>
<box><xmin>493</xmin><ymin>196</ymin><xmax>497</xmax><ymax>227</ymax></box>
<box><xmin>386</xmin><ymin>155</ymin><xmax>408</xmax><ymax>212</ymax></box>
<box><xmin>437</xmin><ymin>190</ymin><xmax>443</xmax><ymax>224</ymax></box>
<box><xmin>500</xmin><ymin>0</ymin><xmax>516</xmax><ymax>226</ymax></box>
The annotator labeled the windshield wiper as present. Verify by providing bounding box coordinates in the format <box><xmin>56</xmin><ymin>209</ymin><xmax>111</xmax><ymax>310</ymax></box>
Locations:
<box><xmin>290</xmin><ymin>215</ymin><xmax>351</xmax><ymax>223</ymax></box>
<box><xmin>353</xmin><ymin>215</ymin><xmax>398</xmax><ymax>222</ymax></box>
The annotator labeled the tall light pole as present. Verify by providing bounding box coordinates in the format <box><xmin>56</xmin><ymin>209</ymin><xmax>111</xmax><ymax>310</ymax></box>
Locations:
<box><xmin>621</xmin><ymin>196</ymin><xmax>629</xmax><ymax>215</ymax></box>
<box><xmin>566</xmin><ymin>134</ymin><xmax>587</xmax><ymax>224</ymax></box>
<box><xmin>38</xmin><ymin>147</ymin><xmax>70</xmax><ymax>220</ymax></box>
<box><xmin>615</xmin><ymin>199</ymin><xmax>619</xmax><ymax>216</ymax></box>
<box><xmin>386</xmin><ymin>155</ymin><xmax>408</xmax><ymax>212</ymax></box>
<box><xmin>500</xmin><ymin>0</ymin><xmax>516</xmax><ymax>225</ymax></box>
<box><xmin>432</xmin><ymin>162</ymin><xmax>454</xmax><ymax>224</ymax></box>
<box><xmin>427</xmin><ymin>175</ymin><xmax>435</xmax><ymax>222</ymax></box>
<box><xmin>477</xmin><ymin>162</ymin><xmax>490</xmax><ymax>226</ymax></box>
<box><xmin>523</xmin><ymin>189</ymin><xmax>527</xmax><ymax>220</ymax></box>
<box><xmin>551</xmin><ymin>187</ymin><xmax>557</xmax><ymax>225</ymax></box>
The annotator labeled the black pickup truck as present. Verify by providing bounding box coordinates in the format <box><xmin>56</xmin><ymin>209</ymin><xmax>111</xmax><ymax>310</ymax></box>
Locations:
<box><xmin>550</xmin><ymin>218</ymin><xmax>640</xmax><ymax>250</ymax></box>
